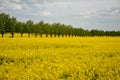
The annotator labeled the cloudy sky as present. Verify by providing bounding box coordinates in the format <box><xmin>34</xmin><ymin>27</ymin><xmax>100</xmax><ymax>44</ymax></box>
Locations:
<box><xmin>0</xmin><ymin>0</ymin><xmax>120</xmax><ymax>31</ymax></box>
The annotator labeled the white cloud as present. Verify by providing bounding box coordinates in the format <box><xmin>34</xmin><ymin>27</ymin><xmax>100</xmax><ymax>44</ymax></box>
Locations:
<box><xmin>14</xmin><ymin>0</ymin><xmax>21</xmax><ymax>3</ymax></box>
<box><xmin>97</xmin><ymin>7</ymin><xmax>120</xmax><ymax>16</ymax></box>
<box><xmin>12</xmin><ymin>3</ymin><xmax>23</xmax><ymax>10</ymax></box>
<box><xmin>0</xmin><ymin>0</ymin><xmax>120</xmax><ymax>30</ymax></box>
<box><xmin>114</xmin><ymin>9</ymin><xmax>119</xmax><ymax>13</ymax></box>
<box><xmin>79</xmin><ymin>11</ymin><xmax>96</xmax><ymax>16</ymax></box>
<box><xmin>0</xmin><ymin>0</ymin><xmax>23</xmax><ymax>11</ymax></box>
<box><xmin>42</xmin><ymin>11</ymin><xmax>51</xmax><ymax>17</ymax></box>
<box><xmin>82</xmin><ymin>16</ymin><xmax>90</xmax><ymax>19</ymax></box>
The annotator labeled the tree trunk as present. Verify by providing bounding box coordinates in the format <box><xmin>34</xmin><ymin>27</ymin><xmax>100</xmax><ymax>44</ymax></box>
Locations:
<box><xmin>72</xmin><ymin>34</ymin><xmax>73</xmax><ymax>37</ymax></box>
<box><xmin>62</xmin><ymin>34</ymin><xmax>64</xmax><ymax>37</ymax></box>
<box><xmin>21</xmin><ymin>33</ymin><xmax>23</xmax><ymax>37</ymax></box>
<box><xmin>12</xmin><ymin>32</ymin><xmax>14</xmax><ymax>38</ymax></box>
<box><xmin>28</xmin><ymin>33</ymin><xmax>30</xmax><ymax>37</ymax></box>
<box><xmin>35</xmin><ymin>33</ymin><xmax>37</xmax><ymax>37</ymax></box>
<box><xmin>54</xmin><ymin>34</ymin><xmax>56</xmax><ymax>37</ymax></box>
<box><xmin>65</xmin><ymin>34</ymin><xmax>67</xmax><ymax>37</ymax></box>
<box><xmin>75</xmin><ymin>35</ymin><xmax>76</xmax><ymax>37</ymax></box>
<box><xmin>2</xmin><ymin>33</ymin><xmax>4</xmax><ymax>38</ymax></box>
<box><xmin>1</xmin><ymin>31</ymin><xmax>4</xmax><ymax>38</ymax></box>
<box><xmin>50</xmin><ymin>34</ymin><xmax>52</xmax><ymax>37</ymax></box>
<box><xmin>46</xmin><ymin>34</ymin><xmax>48</xmax><ymax>37</ymax></box>
<box><xmin>68</xmin><ymin>34</ymin><xmax>70</xmax><ymax>37</ymax></box>
<box><xmin>58</xmin><ymin>34</ymin><xmax>60</xmax><ymax>37</ymax></box>
<box><xmin>40</xmin><ymin>34</ymin><xmax>42</xmax><ymax>37</ymax></box>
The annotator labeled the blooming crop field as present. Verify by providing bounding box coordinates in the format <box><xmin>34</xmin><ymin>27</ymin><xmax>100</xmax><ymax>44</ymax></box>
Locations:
<box><xmin>0</xmin><ymin>34</ymin><xmax>120</xmax><ymax>80</ymax></box>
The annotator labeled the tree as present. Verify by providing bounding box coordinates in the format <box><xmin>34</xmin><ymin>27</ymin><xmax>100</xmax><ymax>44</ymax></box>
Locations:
<box><xmin>60</xmin><ymin>24</ymin><xmax>65</xmax><ymax>37</ymax></box>
<box><xmin>36</xmin><ymin>21</ymin><xmax>44</xmax><ymax>37</ymax></box>
<box><xmin>10</xmin><ymin>17</ymin><xmax>16</xmax><ymax>38</ymax></box>
<box><xmin>68</xmin><ymin>25</ymin><xmax>73</xmax><ymax>37</ymax></box>
<box><xmin>56</xmin><ymin>23</ymin><xmax>61</xmax><ymax>37</ymax></box>
<box><xmin>48</xmin><ymin>24</ymin><xmax>53</xmax><ymax>37</ymax></box>
<box><xmin>52</xmin><ymin>23</ymin><xmax>57</xmax><ymax>37</ymax></box>
<box><xmin>1</xmin><ymin>12</ymin><xmax>120</xmax><ymax>38</ymax></box>
<box><xmin>0</xmin><ymin>13</ymin><xmax>10</xmax><ymax>37</ymax></box>
<box><xmin>90</xmin><ymin>29</ymin><xmax>99</xmax><ymax>36</ymax></box>
<box><xmin>43</xmin><ymin>23</ymin><xmax>50</xmax><ymax>37</ymax></box>
<box><xmin>32</xmin><ymin>24</ymin><xmax>39</xmax><ymax>37</ymax></box>
<box><xmin>73</xmin><ymin>28</ymin><xmax>78</xmax><ymax>37</ymax></box>
<box><xmin>26</xmin><ymin>20</ymin><xmax>34</xmax><ymax>37</ymax></box>
<box><xmin>16</xmin><ymin>22</ymin><xmax>25</xmax><ymax>37</ymax></box>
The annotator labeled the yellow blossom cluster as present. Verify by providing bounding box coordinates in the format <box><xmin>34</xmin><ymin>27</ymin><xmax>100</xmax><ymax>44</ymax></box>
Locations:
<box><xmin>0</xmin><ymin>34</ymin><xmax>120</xmax><ymax>80</ymax></box>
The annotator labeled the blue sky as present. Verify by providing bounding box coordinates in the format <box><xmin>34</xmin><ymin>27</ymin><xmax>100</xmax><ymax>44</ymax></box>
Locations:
<box><xmin>0</xmin><ymin>0</ymin><xmax>120</xmax><ymax>31</ymax></box>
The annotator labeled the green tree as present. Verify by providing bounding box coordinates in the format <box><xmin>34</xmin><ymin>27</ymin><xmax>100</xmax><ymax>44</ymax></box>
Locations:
<box><xmin>44</xmin><ymin>23</ymin><xmax>50</xmax><ymax>37</ymax></box>
<box><xmin>0</xmin><ymin>13</ymin><xmax>10</xmax><ymax>37</ymax></box>
<box><xmin>90</xmin><ymin>29</ymin><xmax>98</xmax><ymax>36</ymax></box>
<box><xmin>68</xmin><ymin>25</ymin><xmax>73</xmax><ymax>37</ymax></box>
<box><xmin>26</xmin><ymin>20</ymin><xmax>34</xmax><ymax>37</ymax></box>
<box><xmin>52</xmin><ymin>23</ymin><xmax>57</xmax><ymax>37</ymax></box>
<box><xmin>48</xmin><ymin>24</ymin><xmax>53</xmax><ymax>37</ymax></box>
<box><xmin>16</xmin><ymin>22</ymin><xmax>25</xmax><ymax>37</ymax></box>
<box><xmin>10</xmin><ymin>17</ymin><xmax>16</xmax><ymax>38</ymax></box>
<box><xmin>60</xmin><ymin>24</ymin><xmax>65</xmax><ymax>37</ymax></box>
<box><xmin>32</xmin><ymin>24</ymin><xmax>39</xmax><ymax>37</ymax></box>
<box><xmin>38</xmin><ymin>21</ymin><xmax>44</xmax><ymax>37</ymax></box>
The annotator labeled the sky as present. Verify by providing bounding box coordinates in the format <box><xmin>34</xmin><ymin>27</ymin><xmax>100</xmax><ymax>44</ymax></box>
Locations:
<box><xmin>0</xmin><ymin>0</ymin><xmax>120</xmax><ymax>31</ymax></box>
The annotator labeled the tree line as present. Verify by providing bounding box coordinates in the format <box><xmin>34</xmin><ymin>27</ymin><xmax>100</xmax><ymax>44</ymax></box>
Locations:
<box><xmin>0</xmin><ymin>13</ymin><xmax>120</xmax><ymax>38</ymax></box>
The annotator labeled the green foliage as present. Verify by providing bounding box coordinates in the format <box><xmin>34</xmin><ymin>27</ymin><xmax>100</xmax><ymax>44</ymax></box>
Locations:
<box><xmin>0</xmin><ymin>12</ymin><xmax>120</xmax><ymax>37</ymax></box>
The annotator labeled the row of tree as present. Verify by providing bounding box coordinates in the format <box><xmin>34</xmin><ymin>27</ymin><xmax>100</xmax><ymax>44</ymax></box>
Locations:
<box><xmin>0</xmin><ymin>13</ymin><xmax>120</xmax><ymax>38</ymax></box>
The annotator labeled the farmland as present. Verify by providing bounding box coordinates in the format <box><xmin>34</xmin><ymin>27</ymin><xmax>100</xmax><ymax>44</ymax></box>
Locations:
<box><xmin>0</xmin><ymin>34</ymin><xmax>120</xmax><ymax>80</ymax></box>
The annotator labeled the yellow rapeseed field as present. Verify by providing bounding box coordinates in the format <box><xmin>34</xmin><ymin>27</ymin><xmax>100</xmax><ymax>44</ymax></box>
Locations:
<box><xmin>0</xmin><ymin>34</ymin><xmax>120</xmax><ymax>80</ymax></box>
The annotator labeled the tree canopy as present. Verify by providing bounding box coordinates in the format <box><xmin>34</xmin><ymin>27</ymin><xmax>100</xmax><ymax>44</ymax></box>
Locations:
<box><xmin>0</xmin><ymin>13</ymin><xmax>120</xmax><ymax>37</ymax></box>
